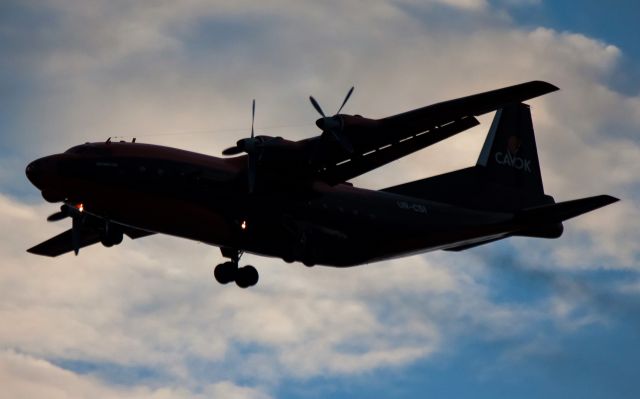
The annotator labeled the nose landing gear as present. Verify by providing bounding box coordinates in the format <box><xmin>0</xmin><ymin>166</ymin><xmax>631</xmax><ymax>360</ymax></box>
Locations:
<box><xmin>214</xmin><ymin>248</ymin><xmax>259</xmax><ymax>288</ymax></box>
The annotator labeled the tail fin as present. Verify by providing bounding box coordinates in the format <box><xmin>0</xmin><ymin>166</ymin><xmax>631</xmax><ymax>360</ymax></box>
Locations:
<box><xmin>476</xmin><ymin>102</ymin><xmax>546</xmax><ymax>204</ymax></box>
<box><xmin>383</xmin><ymin>102</ymin><xmax>553</xmax><ymax>211</ymax></box>
<box><xmin>382</xmin><ymin>101</ymin><xmax>620</xmax><ymax>247</ymax></box>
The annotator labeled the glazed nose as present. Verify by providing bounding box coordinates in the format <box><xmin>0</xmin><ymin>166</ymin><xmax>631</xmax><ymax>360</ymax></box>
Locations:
<box><xmin>25</xmin><ymin>159</ymin><xmax>40</xmax><ymax>183</ymax></box>
<box><xmin>25</xmin><ymin>157</ymin><xmax>50</xmax><ymax>187</ymax></box>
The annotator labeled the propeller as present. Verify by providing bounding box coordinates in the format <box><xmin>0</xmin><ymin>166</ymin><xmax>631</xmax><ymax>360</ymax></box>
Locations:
<box><xmin>47</xmin><ymin>203</ymin><xmax>84</xmax><ymax>255</ymax></box>
<box><xmin>71</xmin><ymin>210</ymin><xmax>81</xmax><ymax>255</ymax></box>
<box><xmin>222</xmin><ymin>100</ymin><xmax>262</xmax><ymax>193</ymax></box>
<box><xmin>247</xmin><ymin>99</ymin><xmax>258</xmax><ymax>193</ymax></box>
<box><xmin>47</xmin><ymin>205</ymin><xmax>69</xmax><ymax>222</ymax></box>
<box><xmin>309</xmin><ymin>86</ymin><xmax>355</xmax><ymax>153</ymax></box>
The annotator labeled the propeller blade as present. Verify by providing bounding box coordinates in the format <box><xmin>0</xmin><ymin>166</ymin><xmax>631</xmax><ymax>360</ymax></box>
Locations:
<box><xmin>47</xmin><ymin>211</ymin><xmax>67</xmax><ymax>222</ymax></box>
<box><xmin>222</xmin><ymin>146</ymin><xmax>244</xmax><ymax>156</ymax></box>
<box><xmin>247</xmin><ymin>152</ymin><xmax>257</xmax><ymax>194</ymax></box>
<box><xmin>71</xmin><ymin>214</ymin><xmax>81</xmax><ymax>255</ymax></box>
<box><xmin>251</xmin><ymin>99</ymin><xmax>255</xmax><ymax>138</ymax></box>
<box><xmin>47</xmin><ymin>204</ymin><xmax>70</xmax><ymax>222</ymax></box>
<box><xmin>336</xmin><ymin>86</ymin><xmax>354</xmax><ymax>114</ymax></box>
<box><xmin>330</xmin><ymin>130</ymin><xmax>354</xmax><ymax>154</ymax></box>
<box><xmin>309</xmin><ymin>96</ymin><xmax>326</xmax><ymax>118</ymax></box>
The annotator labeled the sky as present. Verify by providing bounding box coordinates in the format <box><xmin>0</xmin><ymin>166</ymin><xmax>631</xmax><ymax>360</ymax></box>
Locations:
<box><xmin>1</xmin><ymin>1</ymin><xmax>639</xmax><ymax>398</ymax></box>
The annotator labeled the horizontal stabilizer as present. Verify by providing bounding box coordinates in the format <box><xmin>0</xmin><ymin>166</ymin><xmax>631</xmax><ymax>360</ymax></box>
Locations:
<box><xmin>444</xmin><ymin>235</ymin><xmax>508</xmax><ymax>252</ymax></box>
<box><xmin>516</xmin><ymin>195</ymin><xmax>619</xmax><ymax>224</ymax></box>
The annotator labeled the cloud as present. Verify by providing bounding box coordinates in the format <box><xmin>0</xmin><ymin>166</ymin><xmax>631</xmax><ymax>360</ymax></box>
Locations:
<box><xmin>0</xmin><ymin>350</ymin><xmax>270</xmax><ymax>399</ymax></box>
<box><xmin>0</xmin><ymin>192</ymin><xmax>590</xmax><ymax>391</ymax></box>
<box><xmin>399</xmin><ymin>0</ymin><xmax>489</xmax><ymax>11</ymax></box>
<box><xmin>2</xmin><ymin>0</ymin><xmax>640</xmax><ymax>396</ymax></box>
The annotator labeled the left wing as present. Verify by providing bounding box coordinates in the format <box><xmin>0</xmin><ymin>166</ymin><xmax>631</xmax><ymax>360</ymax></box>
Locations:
<box><xmin>220</xmin><ymin>81</ymin><xmax>558</xmax><ymax>189</ymax></box>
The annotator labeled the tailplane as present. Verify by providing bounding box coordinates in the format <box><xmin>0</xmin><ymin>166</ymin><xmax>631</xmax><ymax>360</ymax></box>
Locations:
<box><xmin>383</xmin><ymin>99</ymin><xmax>619</xmax><ymax>249</ymax></box>
<box><xmin>516</xmin><ymin>195</ymin><xmax>619</xmax><ymax>224</ymax></box>
<box><xmin>384</xmin><ymin>102</ymin><xmax>554</xmax><ymax>211</ymax></box>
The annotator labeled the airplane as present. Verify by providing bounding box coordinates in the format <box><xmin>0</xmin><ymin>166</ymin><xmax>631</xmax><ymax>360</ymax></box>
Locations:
<box><xmin>25</xmin><ymin>81</ymin><xmax>618</xmax><ymax>288</ymax></box>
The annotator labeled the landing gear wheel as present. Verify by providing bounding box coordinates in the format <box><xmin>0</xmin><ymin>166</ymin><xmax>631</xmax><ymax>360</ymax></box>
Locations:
<box><xmin>214</xmin><ymin>261</ymin><xmax>236</xmax><ymax>285</ymax></box>
<box><xmin>235</xmin><ymin>265</ymin><xmax>259</xmax><ymax>288</ymax></box>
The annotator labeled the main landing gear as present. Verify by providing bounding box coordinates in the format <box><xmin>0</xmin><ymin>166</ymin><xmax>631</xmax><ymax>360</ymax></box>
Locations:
<box><xmin>214</xmin><ymin>248</ymin><xmax>259</xmax><ymax>288</ymax></box>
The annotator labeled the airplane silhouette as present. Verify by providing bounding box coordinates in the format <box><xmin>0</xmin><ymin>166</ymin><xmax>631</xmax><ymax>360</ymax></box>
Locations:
<box><xmin>26</xmin><ymin>81</ymin><xmax>618</xmax><ymax>288</ymax></box>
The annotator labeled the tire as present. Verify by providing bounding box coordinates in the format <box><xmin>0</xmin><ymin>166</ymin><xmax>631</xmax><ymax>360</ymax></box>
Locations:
<box><xmin>236</xmin><ymin>265</ymin><xmax>259</xmax><ymax>288</ymax></box>
<box><xmin>214</xmin><ymin>262</ymin><xmax>236</xmax><ymax>285</ymax></box>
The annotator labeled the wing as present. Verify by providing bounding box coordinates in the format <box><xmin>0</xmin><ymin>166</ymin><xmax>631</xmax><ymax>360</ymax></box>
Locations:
<box><xmin>27</xmin><ymin>221</ymin><xmax>155</xmax><ymax>257</ymax></box>
<box><xmin>314</xmin><ymin>81</ymin><xmax>558</xmax><ymax>184</ymax></box>
<box><xmin>27</xmin><ymin>228</ymin><xmax>101</xmax><ymax>257</ymax></box>
<box><xmin>377</xmin><ymin>80</ymin><xmax>558</xmax><ymax>135</ymax></box>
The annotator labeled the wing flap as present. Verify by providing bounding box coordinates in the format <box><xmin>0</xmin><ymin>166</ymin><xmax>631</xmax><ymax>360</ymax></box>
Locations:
<box><xmin>320</xmin><ymin>116</ymin><xmax>479</xmax><ymax>184</ymax></box>
<box><xmin>122</xmin><ymin>226</ymin><xmax>156</xmax><ymax>239</ymax></box>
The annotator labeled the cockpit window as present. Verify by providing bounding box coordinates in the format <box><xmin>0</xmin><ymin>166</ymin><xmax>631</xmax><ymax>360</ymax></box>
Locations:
<box><xmin>65</xmin><ymin>144</ymin><xmax>112</xmax><ymax>155</ymax></box>
<box><xmin>65</xmin><ymin>145</ymin><xmax>90</xmax><ymax>154</ymax></box>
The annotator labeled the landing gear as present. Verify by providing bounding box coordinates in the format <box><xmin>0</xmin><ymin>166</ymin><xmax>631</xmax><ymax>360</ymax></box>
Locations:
<box><xmin>213</xmin><ymin>249</ymin><xmax>259</xmax><ymax>288</ymax></box>
<box><xmin>213</xmin><ymin>261</ymin><xmax>236</xmax><ymax>285</ymax></box>
<box><xmin>236</xmin><ymin>265</ymin><xmax>259</xmax><ymax>288</ymax></box>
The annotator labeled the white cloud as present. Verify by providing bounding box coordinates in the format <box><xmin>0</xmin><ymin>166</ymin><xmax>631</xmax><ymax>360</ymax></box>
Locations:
<box><xmin>399</xmin><ymin>0</ymin><xmax>489</xmax><ymax>11</ymax></box>
<box><xmin>0</xmin><ymin>350</ymin><xmax>270</xmax><ymax>399</ymax></box>
<box><xmin>0</xmin><ymin>192</ymin><xmax>582</xmax><ymax>390</ymax></box>
<box><xmin>2</xmin><ymin>0</ymin><xmax>640</xmax><ymax>395</ymax></box>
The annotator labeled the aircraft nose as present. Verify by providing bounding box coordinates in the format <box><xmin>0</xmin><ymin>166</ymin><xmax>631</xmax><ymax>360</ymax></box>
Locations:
<box><xmin>25</xmin><ymin>159</ymin><xmax>41</xmax><ymax>185</ymax></box>
<box><xmin>26</xmin><ymin>156</ymin><xmax>56</xmax><ymax>188</ymax></box>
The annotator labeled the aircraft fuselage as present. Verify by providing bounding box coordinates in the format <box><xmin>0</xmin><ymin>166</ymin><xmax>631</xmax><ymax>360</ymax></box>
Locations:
<box><xmin>26</xmin><ymin>141</ymin><xmax>516</xmax><ymax>266</ymax></box>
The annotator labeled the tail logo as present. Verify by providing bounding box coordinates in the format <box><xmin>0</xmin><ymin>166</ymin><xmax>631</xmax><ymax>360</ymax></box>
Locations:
<box><xmin>495</xmin><ymin>135</ymin><xmax>532</xmax><ymax>172</ymax></box>
<box><xmin>507</xmin><ymin>136</ymin><xmax>522</xmax><ymax>155</ymax></box>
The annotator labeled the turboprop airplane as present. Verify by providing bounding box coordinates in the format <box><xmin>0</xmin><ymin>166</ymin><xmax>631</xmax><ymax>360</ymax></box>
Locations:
<box><xmin>25</xmin><ymin>81</ymin><xmax>618</xmax><ymax>288</ymax></box>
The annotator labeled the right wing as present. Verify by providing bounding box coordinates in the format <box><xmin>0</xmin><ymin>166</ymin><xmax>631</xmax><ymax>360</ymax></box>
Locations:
<box><xmin>27</xmin><ymin>218</ymin><xmax>155</xmax><ymax>257</ymax></box>
<box><xmin>377</xmin><ymin>80</ymin><xmax>558</xmax><ymax>136</ymax></box>
<box><xmin>27</xmin><ymin>228</ymin><xmax>102</xmax><ymax>257</ymax></box>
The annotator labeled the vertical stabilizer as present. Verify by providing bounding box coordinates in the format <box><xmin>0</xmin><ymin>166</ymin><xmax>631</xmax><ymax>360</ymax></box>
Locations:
<box><xmin>383</xmin><ymin>102</ymin><xmax>554</xmax><ymax>211</ymax></box>
<box><xmin>477</xmin><ymin>103</ymin><xmax>546</xmax><ymax>206</ymax></box>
